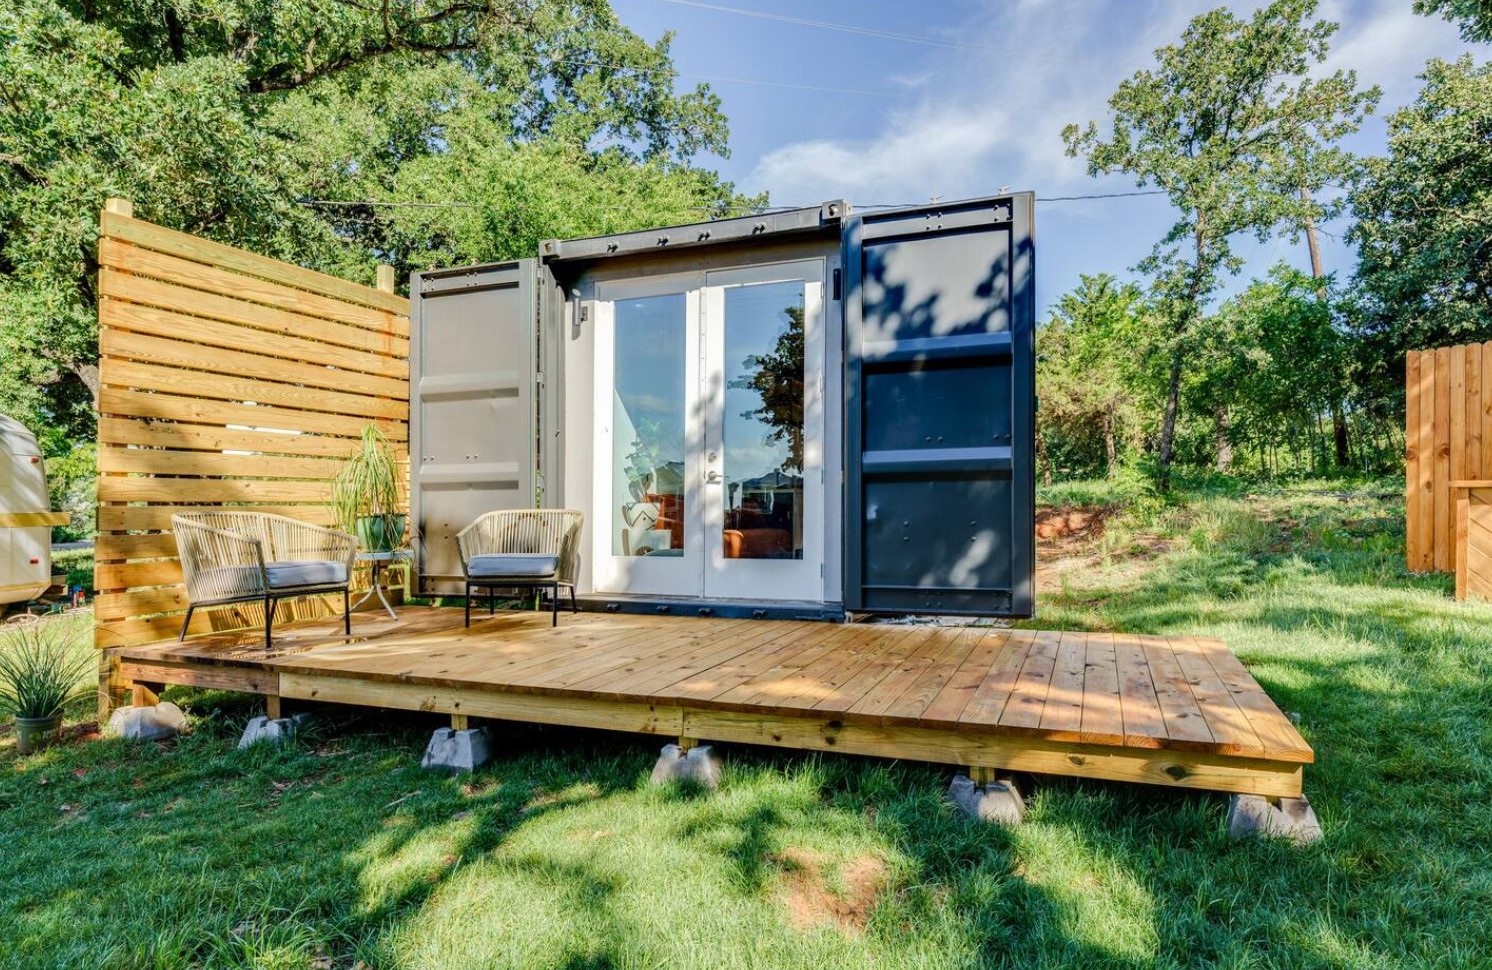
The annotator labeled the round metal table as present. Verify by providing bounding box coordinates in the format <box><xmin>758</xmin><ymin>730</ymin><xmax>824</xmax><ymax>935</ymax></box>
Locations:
<box><xmin>351</xmin><ymin>549</ymin><xmax>413</xmax><ymax>619</ymax></box>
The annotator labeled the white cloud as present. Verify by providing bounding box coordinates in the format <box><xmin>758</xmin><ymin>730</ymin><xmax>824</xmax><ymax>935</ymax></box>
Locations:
<box><xmin>740</xmin><ymin>0</ymin><xmax>1475</xmax><ymax>208</ymax></box>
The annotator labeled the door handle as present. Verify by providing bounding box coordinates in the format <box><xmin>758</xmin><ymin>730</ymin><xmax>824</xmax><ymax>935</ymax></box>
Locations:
<box><xmin>705</xmin><ymin>470</ymin><xmax>722</xmax><ymax>484</ymax></box>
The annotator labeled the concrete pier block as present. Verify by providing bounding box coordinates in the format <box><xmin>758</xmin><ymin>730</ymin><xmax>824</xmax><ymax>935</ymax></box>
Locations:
<box><xmin>1226</xmin><ymin>794</ymin><xmax>1323</xmax><ymax>845</ymax></box>
<box><xmin>420</xmin><ymin>726</ymin><xmax>494</xmax><ymax>773</ymax></box>
<box><xmin>238</xmin><ymin>713</ymin><xmax>312</xmax><ymax>749</ymax></box>
<box><xmin>650</xmin><ymin>743</ymin><xmax>721</xmax><ymax>789</ymax></box>
<box><xmin>106</xmin><ymin>701</ymin><xmax>187</xmax><ymax>741</ymax></box>
<box><xmin>948</xmin><ymin>773</ymin><xmax>1026</xmax><ymax>825</ymax></box>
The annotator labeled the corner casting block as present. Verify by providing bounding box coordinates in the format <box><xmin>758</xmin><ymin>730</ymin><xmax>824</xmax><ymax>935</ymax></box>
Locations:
<box><xmin>1226</xmin><ymin>794</ymin><xmax>1323</xmax><ymax>845</ymax></box>
<box><xmin>421</xmin><ymin>726</ymin><xmax>494</xmax><ymax>773</ymax></box>
<box><xmin>948</xmin><ymin>773</ymin><xmax>1026</xmax><ymax>825</ymax></box>
<box><xmin>650</xmin><ymin>743</ymin><xmax>721</xmax><ymax>789</ymax></box>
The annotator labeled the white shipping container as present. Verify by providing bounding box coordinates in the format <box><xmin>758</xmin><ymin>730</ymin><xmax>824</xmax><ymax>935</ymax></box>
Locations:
<box><xmin>0</xmin><ymin>414</ymin><xmax>57</xmax><ymax>606</ymax></box>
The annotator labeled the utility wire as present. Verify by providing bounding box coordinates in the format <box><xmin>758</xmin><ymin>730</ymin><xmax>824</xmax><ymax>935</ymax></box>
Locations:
<box><xmin>297</xmin><ymin>189</ymin><xmax>1170</xmax><ymax>213</ymax></box>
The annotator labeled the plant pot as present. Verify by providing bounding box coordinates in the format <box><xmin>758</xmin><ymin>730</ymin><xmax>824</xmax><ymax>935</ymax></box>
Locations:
<box><xmin>14</xmin><ymin>713</ymin><xmax>63</xmax><ymax>755</ymax></box>
<box><xmin>355</xmin><ymin>514</ymin><xmax>407</xmax><ymax>552</ymax></box>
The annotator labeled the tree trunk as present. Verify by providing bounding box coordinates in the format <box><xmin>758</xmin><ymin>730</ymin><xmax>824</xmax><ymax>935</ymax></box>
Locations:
<box><xmin>1332</xmin><ymin>404</ymin><xmax>1350</xmax><ymax>468</ymax></box>
<box><xmin>1036</xmin><ymin>429</ymin><xmax>1053</xmax><ymax>487</ymax></box>
<box><xmin>1103</xmin><ymin>409</ymin><xmax>1118</xmax><ymax>479</ymax></box>
<box><xmin>71</xmin><ymin>361</ymin><xmax>101</xmax><ymax>409</ymax></box>
<box><xmin>1214</xmin><ymin>407</ymin><xmax>1233</xmax><ymax>473</ymax></box>
<box><xmin>1301</xmin><ymin>186</ymin><xmax>1351</xmax><ymax>468</ymax></box>
<box><xmin>1157</xmin><ymin>345</ymin><xmax>1184</xmax><ymax>492</ymax></box>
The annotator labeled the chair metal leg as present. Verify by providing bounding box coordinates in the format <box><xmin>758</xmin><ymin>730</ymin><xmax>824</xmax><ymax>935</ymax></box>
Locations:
<box><xmin>465</xmin><ymin>583</ymin><xmax>472</xmax><ymax>628</ymax></box>
<box><xmin>265</xmin><ymin>596</ymin><xmax>276</xmax><ymax>649</ymax></box>
<box><xmin>489</xmin><ymin>590</ymin><xmax>495</xmax><ymax>615</ymax></box>
<box><xmin>178</xmin><ymin>605</ymin><xmax>195</xmax><ymax>641</ymax></box>
<box><xmin>568</xmin><ymin>584</ymin><xmax>578</xmax><ymax>615</ymax></box>
<box><xmin>552</xmin><ymin>582</ymin><xmax>559</xmax><ymax>626</ymax></box>
<box><xmin>343</xmin><ymin>586</ymin><xmax>351</xmax><ymax>636</ymax></box>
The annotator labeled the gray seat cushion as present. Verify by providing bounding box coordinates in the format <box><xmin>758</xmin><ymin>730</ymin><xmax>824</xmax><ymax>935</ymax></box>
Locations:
<box><xmin>468</xmin><ymin>553</ymin><xmax>560</xmax><ymax>579</ymax></box>
<box><xmin>265</xmin><ymin>560</ymin><xmax>349</xmax><ymax>589</ymax></box>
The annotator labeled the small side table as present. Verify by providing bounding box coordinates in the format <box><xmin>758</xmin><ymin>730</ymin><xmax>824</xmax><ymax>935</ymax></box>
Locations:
<box><xmin>352</xmin><ymin>549</ymin><xmax>412</xmax><ymax>619</ymax></box>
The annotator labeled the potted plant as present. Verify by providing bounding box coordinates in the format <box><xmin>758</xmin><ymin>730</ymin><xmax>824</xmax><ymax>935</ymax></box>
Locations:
<box><xmin>0</xmin><ymin>620</ymin><xmax>94</xmax><ymax>755</ymax></box>
<box><xmin>332</xmin><ymin>425</ymin><xmax>407</xmax><ymax>552</ymax></box>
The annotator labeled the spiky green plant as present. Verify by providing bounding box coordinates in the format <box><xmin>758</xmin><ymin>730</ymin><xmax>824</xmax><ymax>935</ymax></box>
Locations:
<box><xmin>0</xmin><ymin>620</ymin><xmax>95</xmax><ymax>720</ymax></box>
<box><xmin>331</xmin><ymin>425</ymin><xmax>404</xmax><ymax>550</ymax></box>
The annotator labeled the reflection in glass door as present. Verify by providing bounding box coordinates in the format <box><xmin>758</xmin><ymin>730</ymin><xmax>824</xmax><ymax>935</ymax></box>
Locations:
<box><xmin>592</xmin><ymin>280</ymin><xmax>701</xmax><ymax>597</ymax></box>
<box><xmin>703</xmin><ymin>263</ymin><xmax>824</xmax><ymax>601</ymax></box>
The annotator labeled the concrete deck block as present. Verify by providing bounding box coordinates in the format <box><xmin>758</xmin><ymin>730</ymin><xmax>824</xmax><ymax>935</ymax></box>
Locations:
<box><xmin>238</xmin><ymin>713</ymin><xmax>312</xmax><ymax>749</ymax></box>
<box><xmin>948</xmin><ymin>774</ymin><xmax>1026</xmax><ymax>825</ymax></box>
<box><xmin>1226</xmin><ymin>794</ymin><xmax>1323</xmax><ymax>845</ymax></box>
<box><xmin>650</xmin><ymin>743</ymin><xmax>721</xmax><ymax>789</ymax></box>
<box><xmin>106</xmin><ymin>701</ymin><xmax>187</xmax><ymax>741</ymax></box>
<box><xmin>421</xmin><ymin>726</ymin><xmax>493</xmax><ymax>773</ymax></box>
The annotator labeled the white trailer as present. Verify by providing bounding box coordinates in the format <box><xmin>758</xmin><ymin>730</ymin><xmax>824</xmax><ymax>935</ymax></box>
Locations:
<box><xmin>0</xmin><ymin>414</ymin><xmax>69</xmax><ymax>607</ymax></box>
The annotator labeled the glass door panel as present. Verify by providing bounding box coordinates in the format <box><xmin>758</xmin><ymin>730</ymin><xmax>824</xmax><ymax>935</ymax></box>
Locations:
<box><xmin>703</xmin><ymin>262</ymin><xmax>824</xmax><ymax>601</ymax></box>
<box><xmin>591</xmin><ymin>279</ymin><xmax>702</xmax><ymax>597</ymax></box>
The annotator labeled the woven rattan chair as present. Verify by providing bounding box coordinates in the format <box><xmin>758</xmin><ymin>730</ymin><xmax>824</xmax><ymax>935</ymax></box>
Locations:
<box><xmin>456</xmin><ymin>509</ymin><xmax>584</xmax><ymax>627</ymax></box>
<box><xmin>172</xmin><ymin>512</ymin><xmax>357</xmax><ymax>647</ymax></box>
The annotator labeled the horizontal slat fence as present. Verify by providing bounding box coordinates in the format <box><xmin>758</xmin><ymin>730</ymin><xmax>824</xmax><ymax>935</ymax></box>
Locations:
<box><xmin>1405</xmin><ymin>343</ymin><xmax>1492</xmax><ymax>573</ymax></box>
<box><xmin>94</xmin><ymin>199</ymin><xmax>410</xmax><ymax>680</ymax></box>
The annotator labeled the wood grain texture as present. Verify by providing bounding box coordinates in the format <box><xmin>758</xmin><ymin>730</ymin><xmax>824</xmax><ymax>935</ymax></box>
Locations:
<box><xmin>94</xmin><ymin>206</ymin><xmax>408</xmax><ymax>654</ymax></box>
<box><xmin>109</xmin><ymin>609</ymin><xmax>1313</xmax><ymax>795</ymax></box>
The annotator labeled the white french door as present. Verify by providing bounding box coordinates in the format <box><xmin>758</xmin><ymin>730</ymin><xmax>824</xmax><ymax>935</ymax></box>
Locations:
<box><xmin>591</xmin><ymin>261</ymin><xmax>825</xmax><ymax>602</ymax></box>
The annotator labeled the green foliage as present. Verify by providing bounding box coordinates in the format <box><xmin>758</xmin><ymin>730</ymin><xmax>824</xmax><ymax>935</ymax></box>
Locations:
<box><xmin>0</xmin><ymin>0</ymin><xmax>751</xmax><ymax>451</ymax></box>
<box><xmin>1036</xmin><ymin>274</ymin><xmax>1158</xmax><ymax>480</ymax></box>
<box><xmin>0</xmin><ymin>618</ymin><xmax>94</xmax><ymax>720</ymax></box>
<box><xmin>1416</xmin><ymin>0</ymin><xmax>1492</xmax><ymax>42</ymax></box>
<box><xmin>1348</xmin><ymin>55</ymin><xmax>1492</xmax><ymax>401</ymax></box>
<box><xmin>1063</xmin><ymin>0</ymin><xmax>1379</xmax><ymax>488</ymax></box>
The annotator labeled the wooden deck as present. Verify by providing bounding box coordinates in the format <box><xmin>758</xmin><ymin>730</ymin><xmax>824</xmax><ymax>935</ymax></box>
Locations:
<box><xmin>109</xmin><ymin>608</ymin><xmax>1313</xmax><ymax>797</ymax></box>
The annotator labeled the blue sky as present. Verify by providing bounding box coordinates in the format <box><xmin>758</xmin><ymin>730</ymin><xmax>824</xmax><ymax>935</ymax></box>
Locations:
<box><xmin>610</xmin><ymin>0</ymin><xmax>1478</xmax><ymax>318</ymax></box>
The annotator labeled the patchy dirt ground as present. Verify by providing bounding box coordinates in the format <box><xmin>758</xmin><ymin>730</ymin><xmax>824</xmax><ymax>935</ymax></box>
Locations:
<box><xmin>1034</xmin><ymin>505</ymin><xmax>1115</xmax><ymax>593</ymax></box>
<box><xmin>772</xmin><ymin>847</ymin><xmax>889</xmax><ymax>935</ymax></box>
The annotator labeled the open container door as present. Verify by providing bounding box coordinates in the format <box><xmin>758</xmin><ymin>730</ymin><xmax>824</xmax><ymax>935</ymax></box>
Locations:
<box><xmin>843</xmin><ymin>195</ymin><xmax>1036</xmax><ymax>617</ymax></box>
<box><xmin>410</xmin><ymin>260</ymin><xmax>539</xmax><ymax>596</ymax></box>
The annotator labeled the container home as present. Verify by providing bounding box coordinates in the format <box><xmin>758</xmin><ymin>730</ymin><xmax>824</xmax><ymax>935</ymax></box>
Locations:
<box><xmin>408</xmin><ymin>195</ymin><xmax>1035</xmax><ymax>620</ymax></box>
<box><xmin>0</xmin><ymin>414</ymin><xmax>67</xmax><ymax>607</ymax></box>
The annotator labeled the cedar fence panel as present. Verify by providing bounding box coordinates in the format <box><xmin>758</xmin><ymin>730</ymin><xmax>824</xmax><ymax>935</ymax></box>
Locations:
<box><xmin>94</xmin><ymin>198</ymin><xmax>409</xmax><ymax>707</ymax></box>
<box><xmin>1405</xmin><ymin>343</ymin><xmax>1492</xmax><ymax>573</ymax></box>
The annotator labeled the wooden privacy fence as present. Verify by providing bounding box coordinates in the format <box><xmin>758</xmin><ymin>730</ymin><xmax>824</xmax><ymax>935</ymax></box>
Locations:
<box><xmin>94</xmin><ymin>198</ymin><xmax>409</xmax><ymax>701</ymax></box>
<box><xmin>1404</xmin><ymin>343</ymin><xmax>1492</xmax><ymax>573</ymax></box>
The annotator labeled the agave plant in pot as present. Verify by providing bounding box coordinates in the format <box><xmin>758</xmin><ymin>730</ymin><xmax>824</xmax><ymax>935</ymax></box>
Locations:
<box><xmin>0</xmin><ymin>620</ymin><xmax>94</xmax><ymax>755</ymax></box>
<box><xmin>332</xmin><ymin>425</ymin><xmax>407</xmax><ymax>552</ymax></box>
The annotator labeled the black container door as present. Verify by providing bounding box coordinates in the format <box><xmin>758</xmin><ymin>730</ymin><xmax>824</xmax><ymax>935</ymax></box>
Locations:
<box><xmin>843</xmin><ymin>195</ymin><xmax>1035</xmax><ymax>616</ymax></box>
<box><xmin>409</xmin><ymin>260</ymin><xmax>538</xmax><ymax>596</ymax></box>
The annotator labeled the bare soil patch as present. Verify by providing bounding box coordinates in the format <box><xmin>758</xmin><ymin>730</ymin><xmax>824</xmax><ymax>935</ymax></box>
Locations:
<box><xmin>773</xmin><ymin>847</ymin><xmax>889</xmax><ymax>934</ymax></box>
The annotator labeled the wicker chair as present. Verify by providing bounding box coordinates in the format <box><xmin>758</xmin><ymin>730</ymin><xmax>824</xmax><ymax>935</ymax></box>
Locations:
<box><xmin>172</xmin><ymin>512</ymin><xmax>357</xmax><ymax>647</ymax></box>
<box><xmin>456</xmin><ymin>509</ymin><xmax>584</xmax><ymax>627</ymax></box>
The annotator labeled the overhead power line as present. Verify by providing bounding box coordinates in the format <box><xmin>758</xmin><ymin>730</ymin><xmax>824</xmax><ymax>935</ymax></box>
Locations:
<box><xmin>297</xmin><ymin>189</ymin><xmax>1169</xmax><ymax>213</ymax></box>
<box><xmin>652</xmin><ymin>0</ymin><xmax>1018</xmax><ymax>56</ymax></box>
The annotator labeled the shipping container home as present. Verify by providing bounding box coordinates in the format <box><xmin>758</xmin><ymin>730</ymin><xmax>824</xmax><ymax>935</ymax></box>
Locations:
<box><xmin>0</xmin><ymin>414</ymin><xmax>68</xmax><ymax>607</ymax></box>
<box><xmin>409</xmin><ymin>195</ymin><xmax>1036</xmax><ymax>620</ymax></box>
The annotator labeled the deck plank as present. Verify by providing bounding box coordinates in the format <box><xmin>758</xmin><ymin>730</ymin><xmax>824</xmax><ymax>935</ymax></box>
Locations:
<box><xmin>1036</xmin><ymin>631</ymin><xmax>1087</xmax><ymax>734</ymax></box>
<box><xmin>995</xmin><ymin>629</ymin><xmax>1062</xmax><ymax>730</ymax></box>
<box><xmin>1168</xmin><ymin>636</ymin><xmax>1262</xmax><ymax>757</ymax></box>
<box><xmin>920</xmin><ymin>629</ymin><xmax>1014</xmax><ymax>725</ymax></box>
<box><xmin>1079</xmin><ymin>632</ymin><xmax>1125</xmax><ymax>746</ymax></box>
<box><xmin>1114</xmin><ymin>633</ymin><xmax>1167</xmax><ymax>748</ymax></box>
<box><xmin>877</xmin><ymin>626</ymin><xmax>989</xmax><ymax>721</ymax></box>
<box><xmin>1141</xmin><ymin>637</ymin><xmax>1216</xmax><ymax>747</ymax></box>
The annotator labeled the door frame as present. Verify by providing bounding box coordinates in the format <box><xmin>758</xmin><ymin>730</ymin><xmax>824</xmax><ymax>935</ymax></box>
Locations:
<box><xmin>590</xmin><ymin>272</ymin><xmax>705</xmax><ymax>598</ymax></box>
<box><xmin>701</xmin><ymin>259</ymin><xmax>827</xmax><ymax>602</ymax></box>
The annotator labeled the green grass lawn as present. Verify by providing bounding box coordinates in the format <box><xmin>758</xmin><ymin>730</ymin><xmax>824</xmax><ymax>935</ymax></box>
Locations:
<box><xmin>4</xmin><ymin>483</ymin><xmax>1491</xmax><ymax>968</ymax></box>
